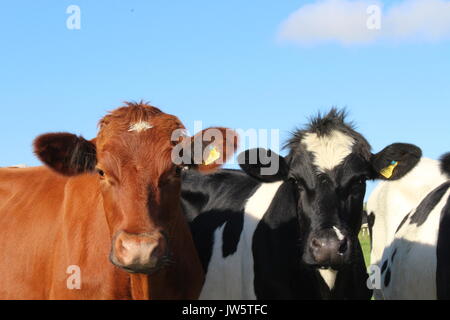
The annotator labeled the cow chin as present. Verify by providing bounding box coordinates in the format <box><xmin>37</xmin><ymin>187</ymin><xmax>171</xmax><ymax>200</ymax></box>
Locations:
<box><xmin>110</xmin><ymin>256</ymin><xmax>170</xmax><ymax>275</ymax></box>
<box><xmin>302</xmin><ymin>231</ymin><xmax>353</xmax><ymax>270</ymax></box>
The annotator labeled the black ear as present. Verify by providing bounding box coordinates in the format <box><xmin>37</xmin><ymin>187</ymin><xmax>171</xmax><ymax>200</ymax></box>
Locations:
<box><xmin>238</xmin><ymin>148</ymin><xmax>289</xmax><ymax>182</ymax></box>
<box><xmin>440</xmin><ymin>153</ymin><xmax>450</xmax><ymax>178</ymax></box>
<box><xmin>34</xmin><ymin>133</ymin><xmax>97</xmax><ymax>176</ymax></box>
<box><xmin>370</xmin><ymin>143</ymin><xmax>422</xmax><ymax>181</ymax></box>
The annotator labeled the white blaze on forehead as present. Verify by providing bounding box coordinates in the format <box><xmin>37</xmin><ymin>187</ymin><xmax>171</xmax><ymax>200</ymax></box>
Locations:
<box><xmin>318</xmin><ymin>269</ymin><xmax>338</xmax><ymax>290</ymax></box>
<box><xmin>128</xmin><ymin>121</ymin><xmax>154</xmax><ymax>132</ymax></box>
<box><xmin>333</xmin><ymin>226</ymin><xmax>345</xmax><ymax>241</ymax></box>
<box><xmin>303</xmin><ymin>130</ymin><xmax>355</xmax><ymax>172</ymax></box>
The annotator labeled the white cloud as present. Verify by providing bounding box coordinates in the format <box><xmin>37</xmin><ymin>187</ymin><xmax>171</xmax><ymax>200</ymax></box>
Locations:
<box><xmin>277</xmin><ymin>0</ymin><xmax>450</xmax><ymax>46</ymax></box>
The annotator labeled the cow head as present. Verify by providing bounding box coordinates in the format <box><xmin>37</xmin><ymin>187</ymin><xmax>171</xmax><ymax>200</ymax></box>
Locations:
<box><xmin>239</xmin><ymin>109</ymin><xmax>421</xmax><ymax>271</ymax></box>
<box><xmin>34</xmin><ymin>102</ymin><xmax>238</xmax><ymax>275</ymax></box>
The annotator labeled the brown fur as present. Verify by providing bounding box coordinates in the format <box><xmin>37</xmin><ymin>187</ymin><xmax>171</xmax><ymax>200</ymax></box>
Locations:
<box><xmin>0</xmin><ymin>102</ymin><xmax>237</xmax><ymax>300</ymax></box>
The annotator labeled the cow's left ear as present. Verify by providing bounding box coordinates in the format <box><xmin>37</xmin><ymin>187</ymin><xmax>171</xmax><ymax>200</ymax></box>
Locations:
<box><xmin>370</xmin><ymin>143</ymin><xmax>422</xmax><ymax>181</ymax></box>
<box><xmin>175</xmin><ymin>127</ymin><xmax>239</xmax><ymax>173</ymax></box>
<box><xmin>34</xmin><ymin>132</ymin><xmax>97</xmax><ymax>176</ymax></box>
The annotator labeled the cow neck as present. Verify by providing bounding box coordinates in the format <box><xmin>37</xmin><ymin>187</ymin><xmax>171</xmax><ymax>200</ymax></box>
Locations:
<box><xmin>128</xmin><ymin>202</ymin><xmax>204</xmax><ymax>300</ymax></box>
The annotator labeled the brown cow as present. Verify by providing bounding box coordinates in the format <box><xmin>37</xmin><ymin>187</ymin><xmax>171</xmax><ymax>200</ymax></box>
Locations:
<box><xmin>0</xmin><ymin>102</ymin><xmax>238</xmax><ymax>300</ymax></box>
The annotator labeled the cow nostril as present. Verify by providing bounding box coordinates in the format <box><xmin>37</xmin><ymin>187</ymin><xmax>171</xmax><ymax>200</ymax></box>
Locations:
<box><xmin>338</xmin><ymin>239</ymin><xmax>348</xmax><ymax>255</ymax></box>
<box><xmin>311</xmin><ymin>238</ymin><xmax>324</xmax><ymax>249</ymax></box>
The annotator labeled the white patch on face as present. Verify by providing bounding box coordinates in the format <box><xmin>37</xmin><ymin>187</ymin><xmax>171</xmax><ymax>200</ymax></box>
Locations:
<box><xmin>333</xmin><ymin>226</ymin><xmax>345</xmax><ymax>241</ymax></box>
<box><xmin>128</xmin><ymin>121</ymin><xmax>154</xmax><ymax>132</ymax></box>
<box><xmin>303</xmin><ymin>130</ymin><xmax>355</xmax><ymax>172</ymax></box>
<box><xmin>318</xmin><ymin>268</ymin><xmax>338</xmax><ymax>290</ymax></box>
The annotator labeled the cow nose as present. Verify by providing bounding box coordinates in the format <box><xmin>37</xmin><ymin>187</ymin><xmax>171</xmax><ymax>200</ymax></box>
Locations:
<box><xmin>111</xmin><ymin>231</ymin><xmax>168</xmax><ymax>274</ymax></box>
<box><xmin>309</xmin><ymin>234</ymin><xmax>350</xmax><ymax>267</ymax></box>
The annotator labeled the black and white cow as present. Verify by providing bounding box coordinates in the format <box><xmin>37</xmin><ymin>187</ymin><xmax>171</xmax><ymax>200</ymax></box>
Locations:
<box><xmin>367</xmin><ymin>156</ymin><xmax>449</xmax><ymax>299</ymax></box>
<box><xmin>371</xmin><ymin>153</ymin><xmax>450</xmax><ymax>300</ymax></box>
<box><xmin>182</xmin><ymin>109</ymin><xmax>421</xmax><ymax>300</ymax></box>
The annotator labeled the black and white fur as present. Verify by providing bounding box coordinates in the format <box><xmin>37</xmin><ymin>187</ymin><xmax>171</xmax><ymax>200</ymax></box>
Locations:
<box><xmin>182</xmin><ymin>109</ymin><xmax>421</xmax><ymax>300</ymax></box>
<box><xmin>372</xmin><ymin>153</ymin><xmax>450</xmax><ymax>300</ymax></box>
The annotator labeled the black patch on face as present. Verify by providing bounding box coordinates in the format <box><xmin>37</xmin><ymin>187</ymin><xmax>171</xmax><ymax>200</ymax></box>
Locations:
<box><xmin>410</xmin><ymin>182</ymin><xmax>450</xmax><ymax>227</ymax></box>
<box><xmin>384</xmin><ymin>268</ymin><xmax>391</xmax><ymax>287</ymax></box>
<box><xmin>436</xmin><ymin>194</ymin><xmax>450</xmax><ymax>299</ymax></box>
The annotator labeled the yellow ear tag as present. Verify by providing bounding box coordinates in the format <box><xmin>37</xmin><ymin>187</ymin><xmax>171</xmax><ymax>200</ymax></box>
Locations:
<box><xmin>204</xmin><ymin>146</ymin><xmax>221</xmax><ymax>166</ymax></box>
<box><xmin>380</xmin><ymin>161</ymin><xmax>399</xmax><ymax>179</ymax></box>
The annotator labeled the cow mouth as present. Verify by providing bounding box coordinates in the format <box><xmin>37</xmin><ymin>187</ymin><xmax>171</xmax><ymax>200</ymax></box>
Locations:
<box><xmin>117</xmin><ymin>253</ymin><xmax>174</xmax><ymax>275</ymax></box>
<box><xmin>306</xmin><ymin>258</ymin><xmax>354</xmax><ymax>271</ymax></box>
<box><xmin>109</xmin><ymin>249</ymin><xmax>174</xmax><ymax>275</ymax></box>
<box><xmin>302</xmin><ymin>255</ymin><xmax>352</xmax><ymax>271</ymax></box>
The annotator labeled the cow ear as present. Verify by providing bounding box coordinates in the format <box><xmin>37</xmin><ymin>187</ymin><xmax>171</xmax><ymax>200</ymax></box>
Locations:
<box><xmin>175</xmin><ymin>127</ymin><xmax>239</xmax><ymax>173</ymax></box>
<box><xmin>238</xmin><ymin>148</ymin><xmax>289</xmax><ymax>182</ymax></box>
<box><xmin>34</xmin><ymin>133</ymin><xmax>97</xmax><ymax>176</ymax></box>
<box><xmin>370</xmin><ymin>143</ymin><xmax>422</xmax><ymax>181</ymax></box>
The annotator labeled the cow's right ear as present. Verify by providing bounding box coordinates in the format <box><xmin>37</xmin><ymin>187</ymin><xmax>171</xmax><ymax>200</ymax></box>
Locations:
<box><xmin>370</xmin><ymin>143</ymin><xmax>422</xmax><ymax>181</ymax></box>
<box><xmin>238</xmin><ymin>148</ymin><xmax>289</xmax><ymax>182</ymax></box>
<box><xmin>34</xmin><ymin>133</ymin><xmax>97</xmax><ymax>176</ymax></box>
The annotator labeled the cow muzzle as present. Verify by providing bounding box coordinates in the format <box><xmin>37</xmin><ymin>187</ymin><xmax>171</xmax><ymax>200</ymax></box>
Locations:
<box><xmin>305</xmin><ymin>227</ymin><xmax>351</xmax><ymax>269</ymax></box>
<box><xmin>110</xmin><ymin>231</ymin><xmax>170</xmax><ymax>274</ymax></box>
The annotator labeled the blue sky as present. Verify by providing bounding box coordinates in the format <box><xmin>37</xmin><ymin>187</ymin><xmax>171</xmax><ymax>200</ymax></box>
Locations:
<box><xmin>1</xmin><ymin>1</ymin><xmax>449</xmax><ymax>198</ymax></box>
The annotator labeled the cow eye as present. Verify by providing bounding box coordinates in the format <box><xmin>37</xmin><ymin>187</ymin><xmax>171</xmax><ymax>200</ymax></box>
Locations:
<box><xmin>96</xmin><ymin>168</ymin><xmax>105</xmax><ymax>177</ymax></box>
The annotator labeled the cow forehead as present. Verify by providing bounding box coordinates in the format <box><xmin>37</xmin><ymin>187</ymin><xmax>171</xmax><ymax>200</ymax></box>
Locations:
<box><xmin>302</xmin><ymin>130</ymin><xmax>355</xmax><ymax>172</ymax></box>
<box><xmin>128</xmin><ymin>121</ymin><xmax>154</xmax><ymax>132</ymax></box>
